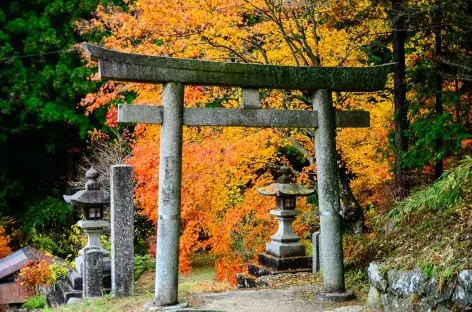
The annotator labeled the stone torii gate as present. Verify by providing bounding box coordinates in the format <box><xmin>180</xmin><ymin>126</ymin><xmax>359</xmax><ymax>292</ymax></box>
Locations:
<box><xmin>83</xmin><ymin>43</ymin><xmax>392</xmax><ymax>307</ymax></box>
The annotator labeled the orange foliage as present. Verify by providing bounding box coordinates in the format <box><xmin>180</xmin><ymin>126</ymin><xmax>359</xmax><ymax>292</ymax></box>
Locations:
<box><xmin>0</xmin><ymin>226</ymin><xmax>12</xmax><ymax>259</ymax></box>
<box><xmin>79</xmin><ymin>0</ymin><xmax>395</xmax><ymax>281</ymax></box>
<box><xmin>16</xmin><ymin>260</ymin><xmax>54</xmax><ymax>296</ymax></box>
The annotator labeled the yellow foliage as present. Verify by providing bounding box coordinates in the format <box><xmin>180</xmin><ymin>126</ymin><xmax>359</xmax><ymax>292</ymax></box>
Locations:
<box><xmin>80</xmin><ymin>0</ymin><xmax>396</xmax><ymax>281</ymax></box>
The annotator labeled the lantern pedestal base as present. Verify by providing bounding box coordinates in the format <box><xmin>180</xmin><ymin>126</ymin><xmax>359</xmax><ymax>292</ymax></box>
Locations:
<box><xmin>76</xmin><ymin>220</ymin><xmax>111</xmax><ymax>276</ymax></box>
<box><xmin>257</xmin><ymin>252</ymin><xmax>311</xmax><ymax>272</ymax></box>
<box><xmin>236</xmin><ymin>252</ymin><xmax>312</xmax><ymax>288</ymax></box>
<box><xmin>266</xmin><ymin>241</ymin><xmax>305</xmax><ymax>258</ymax></box>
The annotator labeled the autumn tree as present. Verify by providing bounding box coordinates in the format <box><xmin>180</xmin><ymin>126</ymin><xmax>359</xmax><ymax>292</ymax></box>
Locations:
<box><xmin>79</xmin><ymin>0</ymin><xmax>395</xmax><ymax>279</ymax></box>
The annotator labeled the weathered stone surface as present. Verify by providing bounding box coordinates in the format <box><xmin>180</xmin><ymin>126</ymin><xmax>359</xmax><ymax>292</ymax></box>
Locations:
<box><xmin>435</xmin><ymin>302</ymin><xmax>454</xmax><ymax>312</ymax></box>
<box><xmin>424</xmin><ymin>277</ymin><xmax>454</xmax><ymax>304</ymax></box>
<box><xmin>452</xmin><ymin>284</ymin><xmax>472</xmax><ymax>308</ymax></box>
<box><xmin>56</xmin><ymin>279</ymin><xmax>82</xmax><ymax>303</ymax></box>
<box><xmin>366</xmin><ymin>285</ymin><xmax>381</xmax><ymax>309</ymax></box>
<box><xmin>387</xmin><ymin>269</ymin><xmax>425</xmax><ymax>296</ymax></box>
<box><xmin>380</xmin><ymin>293</ymin><xmax>414</xmax><ymax>312</ymax></box>
<box><xmin>458</xmin><ymin>269</ymin><xmax>472</xmax><ymax>292</ymax></box>
<box><xmin>367</xmin><ymin>263</ymin><xmax>387</xmax><ymax>292</ymax></box>
<box><xmin>66</xmin><ymin>297</ymin><xmax>83</xmax><ymax>305</ymax></box>
<box><xmin>46</xmin><ymin>290</ymin><xmax>62</xmax><ymax>308</ymax></box>
<box><xmin>118</xmin><ymin>105</ymin><xmax>370</xmax><ymax>129</ymax></box>
<box><xmin>369</xmin><ymin>265</ymin><xmax>472</xmax><ymax>311</ymax></box>
<box><xmin>414</xmin><ymin>298</ymin><xmax>433</xmax><ymax>312</ymax></box>
<box><xmin>241</xmin><ymin>88</ymin><xmax>260</xmax><ymax>108</ymax></box>
<box><xmin>258</xmin><ymin>253</ymin><xmax>311</xmax><ymax>272</ymax></box>
<box><xmin>63</xmin><ymin>167</ymin><xmax>109</xmax><ymax>208</ymax></box>
<box><xmin>83</xmin><ymin>248</ymin><xmax>104</xmax><ymax>298</ymax></box>
<box><xmin>313</xmin><ymin>89</ymin><xmax>345</xmax><ymax>293</ymax></box>
<box><xmin>83</xmin><ymin>43</ymin><xmax>393</xmax><ymax>92</ymax></box>
<box><xmin>312</xmin><ymin>232</ymin><xmax>321</xmax><ymax>273</ymax></box>
<box><xmin>154</xmin><ymin>82</ymin><xmax>184</xmax><ymax>306</ymax></box>
<box><xmin>317</xmin><ymin>290</ymin><xmax>355</xmax><ymax>302</ymax></box>
<box><xmin>247</xmin><ymin>264</ymin><xmax>274</xmax><ymax>278</ymax></box>
<box><xmin>77</xmin><ymin>220</ymin><xmax>110</xmax><ymax>256</ymax></box>
<box><xmin>67</xmin><ymin>270</ymin><xmax>83</xmax><ymax>291</ymax></box>
<box><xmin>143</xmin><ymin>301</ymin><xmax>189</xmax><ymax>311</ymax></box>
<box><xmin>266</xmin><ymin>241</ymin><xmax>305</xmax><ymax>257</ymax></box>
<box><xmin>110</xmin><ymin>165</ymin><xmax>134</xmax><ymax>297</ymax></box>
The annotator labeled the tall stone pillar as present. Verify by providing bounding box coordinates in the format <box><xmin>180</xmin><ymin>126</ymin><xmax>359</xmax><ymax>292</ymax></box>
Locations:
<box><xmin>155</xmin><ymin>82</ymin><xmax>184</xmax><ymax>306</ymax></box>
<box><xmin>110</xmin><ymin>165</ymin><xmax>134</xmax><ymax>297</ymax></box>
<box><xmin>312</xmin><ymin>89</ymin><xmax>345</xmax><ymax>293</ymax></box>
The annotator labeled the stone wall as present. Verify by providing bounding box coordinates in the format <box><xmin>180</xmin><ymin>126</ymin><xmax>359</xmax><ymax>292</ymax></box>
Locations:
<box><xmin>367</xmin><ymin>263</ymin><xmax>472</xmax><ymax>311</ymax></box>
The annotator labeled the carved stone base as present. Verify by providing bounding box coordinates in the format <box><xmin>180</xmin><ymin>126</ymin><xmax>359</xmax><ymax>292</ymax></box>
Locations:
<box><xmin>258</xmin><ymin>252</ymin><xmax>311</xmax><ymax>272</ymax></box>
<box><xmin>266</xmin><ymin>241</ymin><xmax>305</xmax><ymax>258</ymax></box>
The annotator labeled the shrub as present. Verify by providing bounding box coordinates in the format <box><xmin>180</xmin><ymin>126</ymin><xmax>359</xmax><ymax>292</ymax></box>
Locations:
<box><xmin>17</xmin><ymin>260</ymin><xmax>55</xmax><ymax>296</ymax></box>
<box><xmin>0</xmin><ymin>225</ymin><xmax>12</xmax><ymax>258</ymax></box>
<box><xmin>21</xmin><ymin>197</ymin><xmax>82</xmax><ymax>259</ymax></box>
<box><xmin>21</xmin><ymin>294</ymin><xmax>47</xmax><ymax>309</ymax></box>
<box><xmin>134</xmin><ymin>254</ymin><xmax>155</xmax><ymax>279</ymax></box>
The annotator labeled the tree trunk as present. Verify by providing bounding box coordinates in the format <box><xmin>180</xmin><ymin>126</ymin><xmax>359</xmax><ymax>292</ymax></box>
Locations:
<box><xmin>434</xmin><ymin>1</ymin><xmax>444</xmax><ymax>179</ymax></box>
<box><xmin>337</xmin><ymin>157</ymin><xmax>365</xmax><ymax>234</ymax></box>
<box><xmin>275</xmin><ymin>132</ymin><xmax>365</xmax><ymax>233</ymax></box>
<box><xmin>392</xmin><ymin>0</ymin><xmax>408</xmax><ymax>192</ymax></box>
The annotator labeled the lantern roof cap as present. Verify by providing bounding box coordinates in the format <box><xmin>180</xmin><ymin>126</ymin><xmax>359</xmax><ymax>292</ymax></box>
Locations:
<box><xmin>257</xmin><ymin>166</ymin><xmax>314</xmax><ymax>197</ymax></box>
<box><xmin>63</xmin><ymin>167</ymin><xmax>110</xmax><ymax>206</ymax></box>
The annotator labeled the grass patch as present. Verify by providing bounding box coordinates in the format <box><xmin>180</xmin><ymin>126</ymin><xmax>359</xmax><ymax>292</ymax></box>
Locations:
<box><xmin>43</xmin><ymin>293</ymin><xmax>153</xmax><ymax>312</ymax></box>
<box><xmin>23</xmin><ymin>294</ymin><xmax>47</xmax><ymax>309</ymax></box>
<box><xmin>49</xmin><ymin>253</ymin><xmax>232</xmax><ymax>311</ymax></box>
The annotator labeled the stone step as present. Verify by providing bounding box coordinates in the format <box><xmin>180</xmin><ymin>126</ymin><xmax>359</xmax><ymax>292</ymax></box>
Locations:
<box><xmin>67</xmin><ymin>270</ymin><xmax>83</xmax><ymax>290</ymax></box>
<box><xmin>68</xmin><ymin>270</ymin><xmax>111</xmax><ymax>291</ymax></box>
<box><xmin>247</xmin><ymin>264</ymin><xmax>275</xmax><ymax>277</ymax></box>
<box><xmin>236</xmin><ymin>272</ymin><xmax>269</xmax><ymax>289</ymax></box>
<box><xmin>258</xmin><ymin>252</ymin><xmax>312</xmax><ymax>272</ymax></box>
<box><xmin>56</xmin><ymin>279</ymin><xmax>83</xmax><ymax>303</ymax></box>
<box><xmin>236</xmin><ymin>273</ymin><xmax>257</xmax><ymax>289</ymax></box>
<box><xmin>46</xmin><ymin>290</ymin><xmax>62</xmax><ymax>308</ymax></box>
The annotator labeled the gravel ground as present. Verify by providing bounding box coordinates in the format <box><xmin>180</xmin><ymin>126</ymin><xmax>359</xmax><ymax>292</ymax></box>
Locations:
<box><xmin>193</xmin><ymin>285</ymin><xmax>371</xmax><ymax>312</ymax></box>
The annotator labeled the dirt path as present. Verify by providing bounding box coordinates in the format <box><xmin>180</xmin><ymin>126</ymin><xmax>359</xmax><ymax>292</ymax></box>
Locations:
<box><xmin>193</xmin><ymin>285</ymin><xmax>370</xmax><ymax>312</ymax></box>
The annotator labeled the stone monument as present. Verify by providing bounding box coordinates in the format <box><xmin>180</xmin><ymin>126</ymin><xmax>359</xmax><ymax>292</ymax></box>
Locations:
<box><xmin>110</xmin><ymin>164</ymin><xmax>135</xmax><ymax>297</ymax></box>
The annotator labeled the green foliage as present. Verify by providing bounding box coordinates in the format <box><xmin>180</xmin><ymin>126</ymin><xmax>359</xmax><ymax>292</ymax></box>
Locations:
<box><xmin>403</xmin><ymin>112</ymin><xmax>470</xmax><ymax>170</ymax></box>
<box><xmin>389</xmin><ymin>156</ymin><xmax>472</xmax><ymax>220</ymax></box>
<box><xmin>419</xmin><ymin>262</ymin><xmax>436</xmax><ymax>279</ymax></box>
<box><xmin>22</xmin><ymin>294</ymin><xmax>47</xmax><ymax>309</ymax></box>
<box><xmin>134</xmin><ymin>211</ymin><xmax>156</xmax><ymax>256</ymax></box>
<box><xmin>51</xmin><ymin>261</ymin><xmax>71</xmax><ymax>280</ymax></box>
<box><xmin>277</xmin><ymin>145</ymin><xmax>309</xmax><ymax>171</ymax></box>
<box><xmin>22</xmin><ymin>197</ymin><xmax>72</xmax><ymax>235</ymax></box>
<box><xmin>134</xmin><ymin>254</ymin><xmax>155</xmax><ymax>279</ymax></box>
<box><xmin>0</xmin><ymin>0</ymin><xmax>109</xmax><ymax>219</ymax></box>
<box><xmin>21</xmin><ymin>197</ymin><xmax>82</xmax><ymax>258</ymax></box>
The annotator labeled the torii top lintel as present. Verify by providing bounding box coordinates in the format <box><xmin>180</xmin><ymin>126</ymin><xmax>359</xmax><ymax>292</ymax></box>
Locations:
<box><xmin>83</xmin><ymin>43</ymin><xmax>393</xmax><ymax>92</ymax></box>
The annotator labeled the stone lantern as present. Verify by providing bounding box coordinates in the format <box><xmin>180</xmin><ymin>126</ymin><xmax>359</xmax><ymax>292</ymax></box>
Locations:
<box><xmin>63</xmin><ymin>168</ymin><xmax>110</xmax><ymax>275</ymax></box>
<box><xmin>257</xmin><ymin>166</ymin><xmax>314</xmax><ymax>258</ymax></box>
<box><xmin>236</xmin><ymin>166</ymin><xmax>315</xmax><ymax>288</ymax></box>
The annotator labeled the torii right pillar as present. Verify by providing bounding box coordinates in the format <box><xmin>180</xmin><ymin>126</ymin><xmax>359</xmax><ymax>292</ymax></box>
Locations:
<box><xmin>314</xmin><ymin>89</ymin><xmax>354</xmax><ymax>301</ymax></box>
